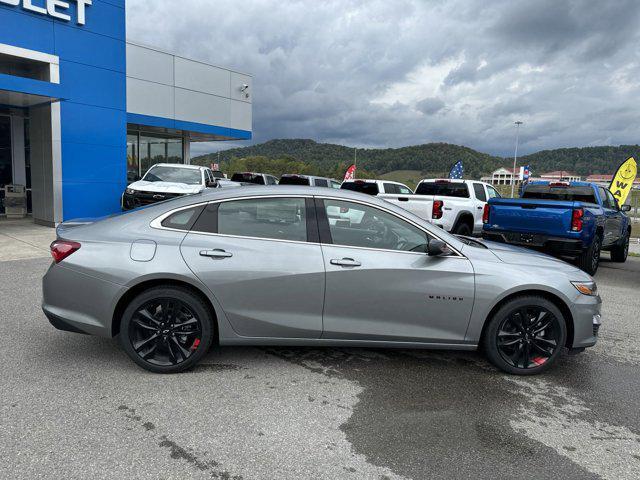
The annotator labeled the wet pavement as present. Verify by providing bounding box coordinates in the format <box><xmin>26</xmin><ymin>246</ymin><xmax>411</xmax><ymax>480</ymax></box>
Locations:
<box><xmin>1</xmin><ymin>256</ymin><xmax>639</xmax><ymax>479</ymax></box>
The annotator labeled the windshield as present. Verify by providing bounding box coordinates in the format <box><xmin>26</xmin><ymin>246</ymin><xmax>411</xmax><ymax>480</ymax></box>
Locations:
<box><xmin>522</xmin><ymin>185</ymin><xmax>596</xmax><ymax>203</ymax></box>
<box><xmin>279</xmin><ymin>176</ymin><xmax>311</xmax><ymax>186</ymax></box>
<box><xmin>231</xmin><ymin>173</ymin><xmax>265</xmax><ymax>185</ymax></box>
<box><xmin>341</xmin><ymin>181</ymin><xmax>379</xmax><ymax>195</ymax></box>
<box><xmin>143</xmin><ymin>166</ymin><xmax>202</xmax><ymax>185</ymax></box>
<box><xmin>415</xmin><ymin>182</ymin><xmax>469</xmax><ymax>198</ymax></box>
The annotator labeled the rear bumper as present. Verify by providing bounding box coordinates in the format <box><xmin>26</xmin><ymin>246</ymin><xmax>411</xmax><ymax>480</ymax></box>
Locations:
<box><xmin>482</xmin><ymin>230</ymin><xmax>584</xmax><ymax>256</ymax></box>
<box><xmin>42</xmin><ymin>263</ymin><xmax>124</xmax><ymax>338</ymax></box>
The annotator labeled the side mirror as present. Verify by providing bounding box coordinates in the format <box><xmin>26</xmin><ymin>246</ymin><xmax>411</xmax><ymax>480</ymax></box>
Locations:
<box><xmin>427</xmin><ymin>239</ymin><xmax>448</xmax><ymax>256</ymax></box>
<box><xmin>621</xmin><ymin>204</ymin><xmax>631</xmax><ymax>212</ymax></box>
<box><xmin>206</xmin><ymin>180</ymin><xmax>218</xmax><ymax>188</ymax></box>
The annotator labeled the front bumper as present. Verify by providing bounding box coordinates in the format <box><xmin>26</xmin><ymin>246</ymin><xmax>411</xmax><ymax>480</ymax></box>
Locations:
<box><xmin>482</xmin><ymin>230</ymin><xmax>584</xmax><ymax>257</ymax></box>
<box><xmin>570</xmin><ymin>294</ymin><xmax>602</xmax><ymax>349</ymax></box>
<box><xmin>121</xmin><ymin>191</ymin><xmax>184</xmax><ymax>210</ymax></box>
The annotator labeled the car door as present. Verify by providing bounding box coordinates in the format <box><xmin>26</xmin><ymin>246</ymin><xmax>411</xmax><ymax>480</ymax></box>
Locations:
<box><xmin>472</xmin><ymin>183</ymin><xmax>488</xmax><ymax>233</ymax></box>
<box><xmin>598</xmin><ymin>187</ymin><xmax>620</xmax><ymax>246</ymax></box>
<box><xmin>317</xmin><ymin>198</ymin><xmax>475</xmax><ymax>343</ymax></box>
<box><xmin>179</xmin><ymin>196</ymin><xmax>325</xmax><ymax>338</ymax></box>
<box><xmin>603</xmin><ymin>188</ymin><xmax>624</xmax><ymax>245</ymax></box>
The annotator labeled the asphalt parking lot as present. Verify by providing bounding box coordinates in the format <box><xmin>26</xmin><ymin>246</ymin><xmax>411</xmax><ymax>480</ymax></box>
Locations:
<box><xmin>1</xmin><ymin>249</ymin><xmax>639</xmax><ymax>479</ymax></box>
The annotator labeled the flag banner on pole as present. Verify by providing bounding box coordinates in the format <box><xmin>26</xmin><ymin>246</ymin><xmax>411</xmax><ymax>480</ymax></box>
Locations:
<box><xmin>609</xmin><ymin>157</ymin><xmax>637</xmax><ymax>206</ymax></box>
<box><xmin>523</xmin><ymin>165</ymin><xmax>531</xmax><ymax>180</ymax></box>
<box><xmin>449</xmin><ymin>161</ymin><xmax>464</xmax><ymax>179</ymax></box>
<box><xmin>344</xmin><ymin>164</ymin><xmax>356</xmax><ymax>181</ymax></box>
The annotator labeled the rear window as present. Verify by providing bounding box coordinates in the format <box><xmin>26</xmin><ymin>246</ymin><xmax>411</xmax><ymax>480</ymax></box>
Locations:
<box><xmin>341</xmin><ymin>181</ymin><xmax>379</xmax><ymax>196</ymax></box>
<box><xmin>230</xmin><ymin>173</ymin><xmax>265</xmax><ymax>185</ymax></box>
<box><xmin>279</xmin><ymin>176</ymin><xmax>311</xmax><ymax>186</ymax></box>
<box><xmin>522</xmin><ymin>185</ymin><xmax>596</xmax><ymax>203</ymax></box>
<box><xmin>416</xmin><ymin>181</ymin><xmax>470</xmax><ymax>198</ymax></box>
<box><xmin>314</xmin><ymin>179</ymin><xmax>328</xmax><ymax>187</ymax></box>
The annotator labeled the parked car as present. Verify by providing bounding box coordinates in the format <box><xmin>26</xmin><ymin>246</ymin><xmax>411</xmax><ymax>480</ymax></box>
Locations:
<box><xmin>342</xmin><ymin>178</ymin><xmax>499</xmax><ymax>236</ymax></box>
<box><xmin>44</xmin><ymin>186</ymin><xmax>601</xmax><ymax>375</ymax></box>
<box><xmin>341</xmin><ymin>179</ymin><xmax>413</xmax><ymax>196</ymax></box>
<box><xmin>230</xmin><ymin>172</ymin><xmax>279</xmax><ymax>185</ymax></box>
<box><xmin>483</xmin><ymin>181</ymin><xmax>631</xmax><ymax>275</ymax></box>
<box><xmin>122</xmin><ymin>164</ymin><xmax>218</xmax><ymax>210</ymax></box>
<box><xmin>279</xmin><ymin>174</ymin><xmax>334</xmax><ymax>187</ymax></box>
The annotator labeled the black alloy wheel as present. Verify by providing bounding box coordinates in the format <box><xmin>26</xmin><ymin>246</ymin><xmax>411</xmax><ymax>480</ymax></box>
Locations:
<box><xmin>496</xmin><ymin>306</ymin><xmax>560</xmax><ymax>369</ymax></box>
<box><xmin>120</xmin><ymin>287</ymin><xmax>214</xmax><ymax>373</ymax></box>
<box><xmin>483</xmin><ymin>296</ymin><xmax>567</xmax><ymax>375</ymax></box>
<box><xmin>130</xmin><ymin>298</ymin><xmax>202</xmax><ymax>366</ymax></box>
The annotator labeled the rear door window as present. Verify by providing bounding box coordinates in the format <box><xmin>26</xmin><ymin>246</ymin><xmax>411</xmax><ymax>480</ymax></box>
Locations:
<box><xmin>217</xmin><ymin>198</ymin><xmax>307</xmax><ymax>242</ymax></box>
<box><xmin>341</xmin><ymin>181</ymin><xmax>380</xmax><ymax>195</ymax></box>
<box><xmin>416</xmin><ymin>182</ymin><xmax>470</xmax><ymax>198</ymax></box>
<box><xmin>383</xmin><ymin>183</ymin><xmax>399</xmax><ymax>194</ymax></box>
<box><xmin>473</xmin><ymin>183</ymin><xmax>487</xmax><ymax>202</ymax></box>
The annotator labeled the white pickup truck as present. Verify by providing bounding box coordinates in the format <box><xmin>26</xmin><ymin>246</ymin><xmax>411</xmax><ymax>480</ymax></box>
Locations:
<box><xmin>341</xmin><ymin>179</ymin><xmax>501</xmax><ymax>235</ymax></box>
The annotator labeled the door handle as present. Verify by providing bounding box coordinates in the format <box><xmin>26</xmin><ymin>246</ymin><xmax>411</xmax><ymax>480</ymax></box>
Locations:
<box><xmin>330</xmin><ymin>258</ymin><xmax>361</xmax><ymax>267</ymax></box>
<box><xmin>200</xmin><ymin>249</ymin><xmax>233</xmax><ymax>259</ymax></box>
<box><xmin>397</xmin><ymin>197</ymin><xmax>409</xmax><ymax>202</ymax></box>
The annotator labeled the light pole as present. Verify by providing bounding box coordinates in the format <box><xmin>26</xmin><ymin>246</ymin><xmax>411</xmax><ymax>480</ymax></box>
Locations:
<box><xmin>511</xmin><ymin>121</ymin><xmax>523</xmax><ymax>198</ymax></box>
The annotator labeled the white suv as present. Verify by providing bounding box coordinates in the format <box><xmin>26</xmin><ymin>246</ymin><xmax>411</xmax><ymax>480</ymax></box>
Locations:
<box><xmin>122</xmin><ymin>164</ymin><xmax>218</xmax><ymax>210</ymax></box>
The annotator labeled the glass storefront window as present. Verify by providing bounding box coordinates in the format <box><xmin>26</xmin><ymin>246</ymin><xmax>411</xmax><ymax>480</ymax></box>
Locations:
<box><xmin>127</xmin><ymin>131</ymin><xmax>184</xmax><ymax>181</ymax></box>
<box><xmin>127</xmin><ymin>133</ymin><xmax>139</xmax><ymax>183</ymax></box>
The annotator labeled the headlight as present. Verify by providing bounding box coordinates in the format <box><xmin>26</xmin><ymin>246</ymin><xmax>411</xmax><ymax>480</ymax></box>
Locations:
<box><xmin>125</xmin><ymin>188</ymin><xmax>136</xmax><ymax>195</ymax></box>
<box><xmin>571</xmin><ymin>281</ymin><xmax>598</xmax><ymax>296</ymax></box>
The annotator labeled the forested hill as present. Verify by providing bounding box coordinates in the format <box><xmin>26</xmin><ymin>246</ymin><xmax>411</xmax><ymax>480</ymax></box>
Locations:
<box><xmin>191</xmin><ymin>139</ymin><xmax>639</xmax><ymax>178</ymax></box>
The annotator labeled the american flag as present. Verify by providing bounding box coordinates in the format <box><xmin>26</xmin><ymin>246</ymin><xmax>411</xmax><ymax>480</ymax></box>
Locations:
<box><xmin>449</xmin><ymin>161</ymin><xmax>464</xmax><ymax>179</ymax></box>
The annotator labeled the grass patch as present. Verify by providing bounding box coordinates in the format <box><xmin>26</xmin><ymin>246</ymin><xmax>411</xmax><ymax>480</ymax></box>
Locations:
<box><xmin>631</xmin><ymin>223</ymin><xmax>640</xmax><ymax>238</ymax></box>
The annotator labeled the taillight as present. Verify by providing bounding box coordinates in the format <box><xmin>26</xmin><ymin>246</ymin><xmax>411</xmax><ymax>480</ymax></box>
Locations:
<box><xmin>50</xmin><ymin>240</ymin><xmax>81</xmax><ymax>263</ymax></box>
<box><xmin>432</xmin><ymin>200</ymin><xmax>444</xmax><ymax>219</ymax></box>
<box><xmin>571</xmin><ymin>208</ymin><xmax>583</xmax><ymax>232</ymax></box>
<box><xmin>483</xmin><ymin>204</ymin><xmax>490</xmax><ymax>224</ymax></box>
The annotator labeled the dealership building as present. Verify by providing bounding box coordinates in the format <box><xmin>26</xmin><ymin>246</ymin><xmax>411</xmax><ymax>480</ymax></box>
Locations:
<box><xmin>0</xmin><ymin>0</ymin><xmax>252</xmax><ymax>225</ymax></box>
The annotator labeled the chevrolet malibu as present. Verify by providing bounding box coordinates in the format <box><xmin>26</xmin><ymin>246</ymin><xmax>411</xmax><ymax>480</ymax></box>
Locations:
<box><xmin>42</xmin><ymin>187</ymin><xmax>602</xmax><ymax>375</ymax></box>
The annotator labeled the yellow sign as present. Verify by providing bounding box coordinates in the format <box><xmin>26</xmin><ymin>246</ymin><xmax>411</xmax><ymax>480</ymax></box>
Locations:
<box><xmin>609</xmin><ymin>157</ymin><xmax>637</xmax><ymax>206</ymax></box>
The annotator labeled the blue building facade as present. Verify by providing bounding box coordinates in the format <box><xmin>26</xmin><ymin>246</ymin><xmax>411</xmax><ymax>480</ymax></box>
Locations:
<box><xmin>0</xmin><ymin>0</ymin><xmax>252</xmax><ymax>225</ymax></box>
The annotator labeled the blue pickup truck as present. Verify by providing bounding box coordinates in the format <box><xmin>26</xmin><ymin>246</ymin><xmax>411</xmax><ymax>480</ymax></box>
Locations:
<box><xmin>482</xmin><ymin>181</ymin><xmax>632</xmax><ymax>274</ymax></box>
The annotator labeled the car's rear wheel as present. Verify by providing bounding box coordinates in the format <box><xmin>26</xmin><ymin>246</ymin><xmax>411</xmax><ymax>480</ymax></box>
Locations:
<box><xmin>576</xmin><ymin>233</ymin><xmax>601</xmax><ymax>275</ymax></box>
<box><xmin>610</xmin><ymin>231</ymin><xmax>630</xmax><ymax>263</ymax></box>
<box><xmin>483</xmin><ymin>296</ymin><xmax>567</xmax><ymax>375</ymax></box>
<box><xmin>119</xmin><ymin>287</ymin><xmax>214</xmax><ymax>373</ymax></box>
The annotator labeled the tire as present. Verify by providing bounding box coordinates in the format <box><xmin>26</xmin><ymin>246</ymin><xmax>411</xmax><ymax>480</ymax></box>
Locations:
<box><xmin>576</xmin><ymin>233</ymin><xmax>601</xmax><ymax>275</ymax></box>
<box><xmin>453</xmin><ymin>221</ymin><xmax>472</xmax><ymax>236</ymax></box>
<box><xmin>119</xmin><ymin>286</ymin><xmax>214</xmax><ymax>373</ymax></box>
<box><xmin>483</xmin><ymin>295</ymin><xmax>567</xmax><ymax>375</ymax></box>
<box><xmin>610</xmin><ymin>231</ymin><xmax>630</xmax><ymax>263</ymax></box>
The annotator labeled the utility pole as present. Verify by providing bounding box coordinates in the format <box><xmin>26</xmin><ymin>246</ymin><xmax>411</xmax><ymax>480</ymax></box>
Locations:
<box><xmin>511</xmin><ymin>121</ymin><xmax>523</xmax><ymax>198</ymax></box>
<box><xmin>354</xmin><ymin>147</ymin><xmax>357</xmax><ymax>179</ymax></box>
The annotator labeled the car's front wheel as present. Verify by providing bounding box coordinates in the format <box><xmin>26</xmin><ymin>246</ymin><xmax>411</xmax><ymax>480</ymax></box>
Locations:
<box><xmin>119</xmin><ymin>286</ymin><xmax>214</xmax><ymax>373</ymax></box>
<box><xmin>483</xmin><ymin>296</ymin><xmax>567</xmax><ymax>375</ymax></box>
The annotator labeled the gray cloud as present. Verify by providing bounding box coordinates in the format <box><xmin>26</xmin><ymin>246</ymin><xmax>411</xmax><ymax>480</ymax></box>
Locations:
<box><xmin>128</xmin><ymin>0</ymin><xmax>640</xmax><ymax>156</ymax></box>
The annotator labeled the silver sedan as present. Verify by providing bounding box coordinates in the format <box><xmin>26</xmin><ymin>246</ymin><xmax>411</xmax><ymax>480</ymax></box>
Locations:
<box><xmin>42</xmin><ymin>186</ymin><xmax>602</xmax><ymax>374</ymax></box>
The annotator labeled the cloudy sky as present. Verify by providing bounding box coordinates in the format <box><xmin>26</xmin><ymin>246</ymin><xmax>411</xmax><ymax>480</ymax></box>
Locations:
<box><xmin>128</xmin><ymin>0</ymin><xmax>640</xmax><ymax>157</ymax></box>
